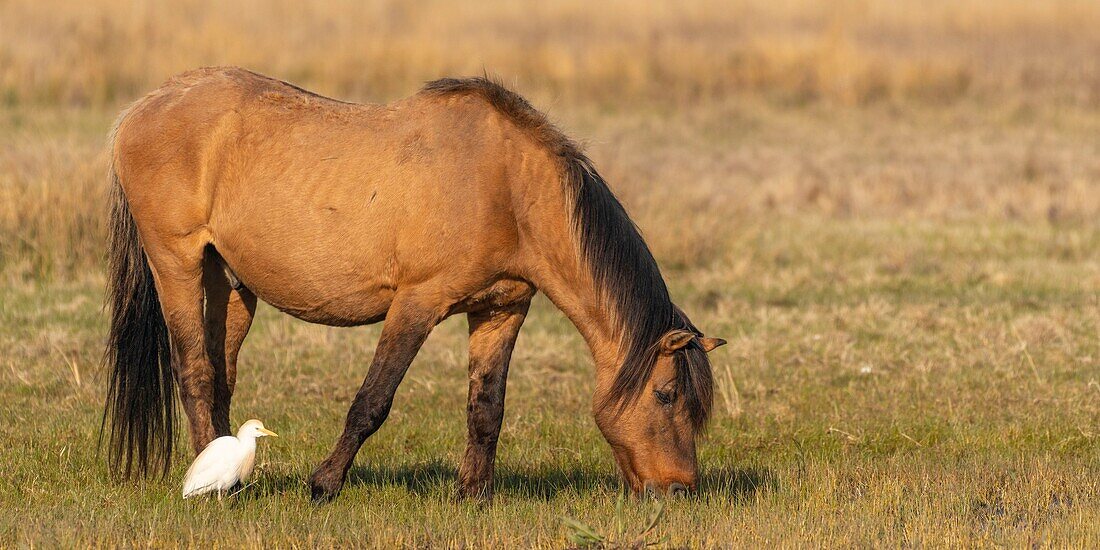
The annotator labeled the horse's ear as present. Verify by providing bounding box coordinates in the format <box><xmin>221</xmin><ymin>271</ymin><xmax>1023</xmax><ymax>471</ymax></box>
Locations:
<box><xmin>700</xmin><ymin>337</ymin><xmax>727</xmax><ymax>353</ymax></box>
<box><xmin>660</xmin><ymin>330</ymin><xmax>695</xmax><ymax>354</ymax></box>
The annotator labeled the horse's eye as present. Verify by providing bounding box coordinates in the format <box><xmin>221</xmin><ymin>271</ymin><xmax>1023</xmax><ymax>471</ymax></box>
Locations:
<box><xmin>654</xmin><ymin>389</ymin><xmax>674</xmax><ymax>406</ymax></box>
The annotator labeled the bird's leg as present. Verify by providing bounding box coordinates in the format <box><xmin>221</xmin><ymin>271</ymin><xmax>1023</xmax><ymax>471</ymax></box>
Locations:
<box><xmin>309</xmin><ymin>292</ymin><xmax>441</xmax><ymax>503</ymax></box>
<box><xmin>457</xmin><ymin>301</ymin><xmax>529</xmax><ymax>501</ymax></box>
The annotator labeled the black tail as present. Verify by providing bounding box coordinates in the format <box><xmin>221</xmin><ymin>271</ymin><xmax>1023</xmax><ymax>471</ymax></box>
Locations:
<box><xmin>101</xmin><ymin>125</ymin><xmax>176</xmax><ymax>478</ymax></box>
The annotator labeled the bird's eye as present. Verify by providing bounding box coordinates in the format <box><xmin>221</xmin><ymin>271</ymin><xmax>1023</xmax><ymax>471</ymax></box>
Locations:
<box><xmin>654</xmin><ymin>389</ymin><xmax>674</xmax><ymax>406</ymax></box>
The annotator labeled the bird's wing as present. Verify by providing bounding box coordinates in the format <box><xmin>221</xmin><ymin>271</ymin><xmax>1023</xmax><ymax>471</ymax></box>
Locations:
<box><xmin>182</xmin><ymin>437</ymin><xmax>241</xmax><ymax>498</ymax></box>
<box><xmin>238</xmin><ymin>446</ymin><xmax>257</xmax><ymax>482</ymax></box>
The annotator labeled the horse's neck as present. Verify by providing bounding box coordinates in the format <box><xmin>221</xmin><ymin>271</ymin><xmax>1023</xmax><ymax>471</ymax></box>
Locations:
<box><xmin>517</xmin><ymin>158</ymin><xmax>669</xmax><ymax>392</ymax></box>
<box><xmin>526</xmin><ymin>237</ymin><xmax>624</xmax><ymax>390</ymax></box>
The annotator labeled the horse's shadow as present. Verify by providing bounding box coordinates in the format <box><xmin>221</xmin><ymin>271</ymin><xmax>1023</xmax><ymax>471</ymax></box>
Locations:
<box><xmin>244</xmin><ymin>459</ymin><xmax>777</xmax><ymax>502</ymax></box>
<box><xmin>346</xmin><ymin>459</ymin><xmax>619</xmax><ymax>500</ymax></box>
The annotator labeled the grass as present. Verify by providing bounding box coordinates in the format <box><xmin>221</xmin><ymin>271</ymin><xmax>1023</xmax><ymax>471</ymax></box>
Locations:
<box><xmin>1</xmin><ymin>215</ymin><xmax>1098</xmax><ymax>546</ymax></box>
<box><xmin>2</xmin><ymin>0</ymin><xmax>1100</xmax><ymax>547</ymax></box>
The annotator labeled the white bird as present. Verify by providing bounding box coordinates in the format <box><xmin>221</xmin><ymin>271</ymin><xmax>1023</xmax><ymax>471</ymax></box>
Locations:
<box><xmin>182</xmin><ymin>419</ymin><xmax>278</xmax><ymax>499</ymax></box>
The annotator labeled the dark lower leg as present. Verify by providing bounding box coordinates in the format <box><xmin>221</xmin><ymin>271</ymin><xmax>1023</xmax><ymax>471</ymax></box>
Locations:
<box><xmin>176</xmin><ymin>350</ymin><xmax>217</xmax><ymax>451</ymax></box>
<box><xmin>203</xmin><ymin>257</ymin><xmax>257</xmax><ymax>437</ymax></box>
<box><xmin>309</xmin><ymin>296</ymin><xmax>439</xmax><ymax>502</ymax></box>
<box><xmin>159</xmin><ymin>273</ymin><xmax>217</xmax><ymax>453</ymax></box>
<box><xmin>458</xmin><ymin>302</ymin><xmax>528</xmax><ymax>500</ymax></box>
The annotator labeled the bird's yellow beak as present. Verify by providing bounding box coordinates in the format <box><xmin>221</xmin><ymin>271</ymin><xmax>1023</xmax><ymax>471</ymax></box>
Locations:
<box><xmin>258</xmin><ymin>427</ymin><xmax>279</xmax><ymax>437</ymax></box>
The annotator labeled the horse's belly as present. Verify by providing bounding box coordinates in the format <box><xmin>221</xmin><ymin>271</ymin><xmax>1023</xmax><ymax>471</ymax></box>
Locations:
<box><xmin>263</xmin><ymin>284</ymin><xmax>394</xmax><ymax>327</ymax></box>
<box><xmin>214</xmin><ymin>235</ymin><xmax>396</xmax><ymax>327</ymax></box>
<box><xmin>244</xmin><ymin>268</ymin><xmax>394</xmax><ymax>326</ymax></box>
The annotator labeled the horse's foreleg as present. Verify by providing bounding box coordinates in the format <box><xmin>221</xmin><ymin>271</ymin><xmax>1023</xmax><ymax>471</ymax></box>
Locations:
<box><xmin>308</xmin><ymin>293</ymin><xmax>441</xmax><ymax>503</ymax></box>
<box><xmin>457</xmin><ymin>302</ymin><xmax>529</xmax><ymax>501</ymax></box>
<box><xmin>203</xmin><ymin>253</ymin><xmax>257</xmax><ymax>437</ymax></box>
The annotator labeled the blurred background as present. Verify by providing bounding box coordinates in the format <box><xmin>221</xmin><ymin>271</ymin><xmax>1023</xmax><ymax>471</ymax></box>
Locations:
<box><xmin>4</xmin><ymin>0</ymin><xmax>1100</xmax><ymax>106</ymax></box>
<box><xmin>2</xmin><ymin>0</ymin><xmax>1099</xmax><ymax>279</ymax></box>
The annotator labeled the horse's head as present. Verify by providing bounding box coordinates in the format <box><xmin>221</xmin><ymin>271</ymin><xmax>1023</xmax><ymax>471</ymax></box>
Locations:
<box><xmin>594</xmin><ymin>328</ymin><xmax>726</xmax><ymax>496</ymax></box>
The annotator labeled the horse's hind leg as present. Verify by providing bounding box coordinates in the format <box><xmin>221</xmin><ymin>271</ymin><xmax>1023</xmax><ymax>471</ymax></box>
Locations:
<box><xmin>203</xmin><ymin>252</ymin><xmax>257</xmax><ymax>437</ymax></box>
<box><xmin>143</xmin><ymin>237</ymin><xmax>220</xmax><ymax>453</ymax></box>
<box><xmin>308</xmin><ymin>292</ymin><xmax>442</xmax><ymax>503</ymax></box>
<box><xmin>458</xmin><ymin>301</ymin><xmax>529</xmax><ymax>500</ymax></box>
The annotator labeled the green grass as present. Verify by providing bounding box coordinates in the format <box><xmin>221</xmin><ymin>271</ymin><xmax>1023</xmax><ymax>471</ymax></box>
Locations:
<box><xmin>2</xmin><ymin>217</ymin><xmax>1098</xmax><ymax>547</ymax></box>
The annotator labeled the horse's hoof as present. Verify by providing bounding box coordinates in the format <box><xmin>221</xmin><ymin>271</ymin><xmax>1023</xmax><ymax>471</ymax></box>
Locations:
<box><xmin>455</xmin><ymin>484</ymin><xmax>493</xmax><ymax>505</ymax></box>
<box><xmin>310</xmin><ymin>486</ymin><xmax>337</xmax><ymax>504</ymax></box>
<box><xmin>308</xmin><ymin>471</ymin><xmax>343</xmax><ymax>504</ymax></box>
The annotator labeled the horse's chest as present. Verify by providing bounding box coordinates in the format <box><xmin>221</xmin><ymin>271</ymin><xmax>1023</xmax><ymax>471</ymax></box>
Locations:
<box><xmin>449</xmin><ymin>278</ymin><xmax>536</xmax><ymax>315</ymax></box>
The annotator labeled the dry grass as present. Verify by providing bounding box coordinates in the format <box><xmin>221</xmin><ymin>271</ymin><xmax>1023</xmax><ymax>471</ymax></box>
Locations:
<box><xmin>4</xmin><ymin>98</ymin><xmax>1099</xmax><ymax>281</ymax></box>
<box><xmin>0</xmin><ymin>108</ymin><xmax>106</xmax><ymax>279</ymax></box>
<box><xmin>2</xmin><ymin>1</ymin><xmax>1100</xmax><ymax>547</ymax></box>
<box><xmin>3</xmin><ymin>1</ymin><xmax>1100</xmax><ymax>280</ymax></box>
<box><xmin>2</xmin><ymin>0</ymin><xmax>1100</xmax><ymax>107</ymax></box>
<box><xmin>6</xmin><ymin>0</ymin><xmax>1100</xmax><ymax>281</ymax></box>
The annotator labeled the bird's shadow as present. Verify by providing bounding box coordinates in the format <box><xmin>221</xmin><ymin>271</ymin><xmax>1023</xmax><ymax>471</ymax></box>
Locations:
<box><xmin>238</xmin><ymin>459</ymin><xmax>777</xmax><ymax>503</ymax></box>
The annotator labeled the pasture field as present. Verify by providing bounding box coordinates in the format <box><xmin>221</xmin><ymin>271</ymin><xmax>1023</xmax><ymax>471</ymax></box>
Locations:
<box><xmin>2</xmin><ymin>0</ymin><xmax>1100</xmax><ymax>547</ymax></box>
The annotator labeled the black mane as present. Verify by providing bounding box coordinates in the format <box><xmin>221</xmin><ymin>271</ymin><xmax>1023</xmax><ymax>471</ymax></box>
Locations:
<box><xmin>564</xmin><ymin>157</ymin><xmax>712</xmax><ymax>428</ymax></box>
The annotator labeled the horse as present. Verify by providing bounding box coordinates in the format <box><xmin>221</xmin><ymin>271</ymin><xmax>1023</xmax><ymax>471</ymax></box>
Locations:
<box><xmin>102</xmin><ymin>67</ymin><xmax>726</xmax><ymax>502</ymax></box>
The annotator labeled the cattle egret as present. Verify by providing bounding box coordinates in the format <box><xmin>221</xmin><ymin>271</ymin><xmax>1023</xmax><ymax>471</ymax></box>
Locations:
<box><xmin>182</xmin><ymin>419</ymin><xmax>278</xmax><ymax>499</ymax></box>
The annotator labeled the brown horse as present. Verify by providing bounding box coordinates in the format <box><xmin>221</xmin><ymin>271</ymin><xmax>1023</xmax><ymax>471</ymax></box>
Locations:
<box><xmin>102</xmin><ymin>67</ymin><xmax>726</xmax><ymax>501</ymax></box>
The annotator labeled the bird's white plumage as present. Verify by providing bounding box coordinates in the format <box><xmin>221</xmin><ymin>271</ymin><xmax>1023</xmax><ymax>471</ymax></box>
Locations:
<box><xmin>182</xmin><ymin>437</ymin><xmax>249</xmax><ymax>498</ymax></box>
<box><xmin>182</xmin><ymin>419</ymin><xmax>276</xmax><ymax>499</ymax></box>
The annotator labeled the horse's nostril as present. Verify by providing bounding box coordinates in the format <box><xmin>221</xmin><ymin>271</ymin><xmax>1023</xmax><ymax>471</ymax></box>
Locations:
<box><xmin>643</xmin><ymin>482</ymin><xmax>657</xmax><ymax>497</ymax></box>
<box><xmin>669</xmin><ymin>482</ymin><xmax>688</xmax><ymax>497</ymax></box>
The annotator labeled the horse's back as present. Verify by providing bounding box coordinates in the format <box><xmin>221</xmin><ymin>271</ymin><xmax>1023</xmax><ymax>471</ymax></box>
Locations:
<box><xmin>112</xmin><ymin>67</ymin><xmax>556</xmax><ymax>325</ymax></box>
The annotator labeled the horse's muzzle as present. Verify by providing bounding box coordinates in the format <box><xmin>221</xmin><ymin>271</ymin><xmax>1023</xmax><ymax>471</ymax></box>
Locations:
<box><xmin>642</xmin><ymin>481</ymin><xmax>694</xmax><ymax>498</ymax></box>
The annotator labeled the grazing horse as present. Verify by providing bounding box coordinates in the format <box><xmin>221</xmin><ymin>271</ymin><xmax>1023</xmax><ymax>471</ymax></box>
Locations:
<box><xmin>102</xmin><ymin>67</ymin><xmax>726</xmax><ymax>501</ymax></box>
